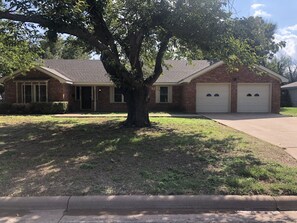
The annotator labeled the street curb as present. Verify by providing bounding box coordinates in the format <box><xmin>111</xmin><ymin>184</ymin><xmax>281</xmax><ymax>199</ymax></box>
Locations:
<box><xmin>0</xmin><ymin>196</ymin><xmax>69</xmax><ymax>210</ymax></box>
<box><xmin>1</xmin><ymin>196</ymin><xmax>297</xmax><ymax>211</ymax></box>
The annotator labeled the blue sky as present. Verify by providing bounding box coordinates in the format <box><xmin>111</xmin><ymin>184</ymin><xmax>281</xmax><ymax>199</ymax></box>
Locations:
<box><xmin>231</xmin><ymin>0</ymin><xmax>297</xmax><ymax>61</ymax></box>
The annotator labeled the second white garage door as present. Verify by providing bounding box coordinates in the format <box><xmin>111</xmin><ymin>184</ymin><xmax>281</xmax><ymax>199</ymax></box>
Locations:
<box><xmin>237</xmin><ymin>84</ymin><xmax>271</xmax><ymax>113</ymax></box>
<box><xmin>196</xmin><ymin>84</ymin><xmax>230</xmax><ymax>113</ymax></box>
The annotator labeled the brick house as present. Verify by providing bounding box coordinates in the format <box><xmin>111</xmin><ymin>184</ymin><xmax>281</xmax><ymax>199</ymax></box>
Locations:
<box><xmin>0</xmin><ymin>59</ymin><xmax>287</xmax><ymax>113</ymax></box>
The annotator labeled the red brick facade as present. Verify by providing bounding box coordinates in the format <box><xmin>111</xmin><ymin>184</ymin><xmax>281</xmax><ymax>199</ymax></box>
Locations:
<box><xmin>3</xmin><ymin>64</ymin><xmax>282</xmax><ymax>113</ymax></box>
<box><xmin>180</xmin><ymin>65</ymin><xmax>280</xmax><ymax>113</ymax></box>
<box><xmin>4</xmin><ymin>69</ymin><xmax>70</xmax><ymax>103</ymax></box>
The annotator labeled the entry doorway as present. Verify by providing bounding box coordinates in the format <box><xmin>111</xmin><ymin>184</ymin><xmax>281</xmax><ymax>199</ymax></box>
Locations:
<box><xmin>81</xmin><ymin>87</ymin><xmax>92</xmax><ymax>110</ymax></box>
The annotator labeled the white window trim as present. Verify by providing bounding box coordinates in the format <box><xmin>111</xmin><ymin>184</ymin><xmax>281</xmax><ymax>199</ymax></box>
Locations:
<box><xmin>110</xmin><ymin>87</ymin><xmax>125</xmax><ymax>103</ymax></box>
<box><xmin>156</xmin><ymin>86</ymin><xmax>173</xmax><ymax>103</ymax></box>
<box><xmin>20</xmin><ymin>81</ymin><xmax>48</xmax><ymax>103</ymax></box>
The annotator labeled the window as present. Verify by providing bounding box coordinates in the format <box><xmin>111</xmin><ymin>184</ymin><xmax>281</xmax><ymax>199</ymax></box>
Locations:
<box><xmin>23</xmin><ymin>85</ymin><xmax>32</xmax><ymax>103</ymax></box>
<box><xmin>22</xmin><ymin>82</ymin><xmax>47</xmax><ymax>103</ymax></box>
<box><xmin>156</xmin><ymin>86</ymin><xmax>172</xmax><ymax>103</ymax></box>
<box><xmin>247</xmin><ymin>93</ymin><xmax>252</xmax><ymax>97</ymax></box>
<box><xmin>206</xmin><ymin>93</ymin><xmax>212</xmax><ymax>97</ymax></box>
<box><xmin>111</xmin><ymin>87</ymin><xmax>125</xmax><ymax>103</ymax></box>
<box><xmin>214</xmin><ymin>93</ymin><xmax>220</xmax><ymax>97</ymax></box>
<box><xmin>160</xmin><ymin>87</ymin><xmax>168</xmax><ymax>103</ymax></box>
<box><xmin>254</xmin><ymin>93</ymin><xmax>260</xmax><ymax>97</ymax></box>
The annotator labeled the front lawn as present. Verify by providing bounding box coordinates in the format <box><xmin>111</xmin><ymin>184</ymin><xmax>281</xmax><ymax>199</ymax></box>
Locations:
<box><xmin>0</xmin><ymin>115</ymin><xmax>296</xmax><ymax>196</ymax></box>
<box><xmin>281</xmin><ymin>107</ymin><xmax>297</xmax><ymax>116</ymax></box>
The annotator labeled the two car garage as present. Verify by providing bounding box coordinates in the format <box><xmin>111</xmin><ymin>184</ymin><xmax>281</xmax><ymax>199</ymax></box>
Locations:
<box><xmin>196</xmin><ymin>83</ymin><xmax>271</xmax><ymax>113</ymax></box>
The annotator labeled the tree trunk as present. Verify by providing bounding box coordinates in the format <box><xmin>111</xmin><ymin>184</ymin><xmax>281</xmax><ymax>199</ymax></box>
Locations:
<box><xmin>123</xmin><ymin>85</ymin><xmax>151</xmax><ymax>127</ymax></box>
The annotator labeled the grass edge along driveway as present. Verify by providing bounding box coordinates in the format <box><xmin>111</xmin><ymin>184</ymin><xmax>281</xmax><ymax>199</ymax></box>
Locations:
<box><xmin>0</xmin><ymin>115</ymin><xmax>296</xmax><ymax>196</ymax></box>
<box><xmin>281</xmin><ymin>107</ymin><xmax>297</xmax><ymax>117</ymax></box>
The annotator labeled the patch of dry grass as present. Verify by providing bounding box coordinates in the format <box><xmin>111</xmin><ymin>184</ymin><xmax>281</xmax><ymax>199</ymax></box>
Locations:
<box><xmin>0</xmin><ymin>115</ymin><xmax>296</xmax><ymax>196</ymax></box>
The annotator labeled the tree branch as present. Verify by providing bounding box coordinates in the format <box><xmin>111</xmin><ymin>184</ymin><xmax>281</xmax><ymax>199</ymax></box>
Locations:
<box><xmin>85</xmin><ymin>0</ymin><xmax>120</xmax><ymax>59</ymax></box>
<box><xmin>0</xmin><ymin>10</ymin><xmax>133</xmax><ymax>82</ymax></box>
<box><xmin>145</xmin><ymin>33</ymin><xmax>172</xmax><ymax>85</ymax></box>
<box><xmin>0</xmin><ymin>11</ymin><xmax>113</xmax><ymax>56</ymax></box>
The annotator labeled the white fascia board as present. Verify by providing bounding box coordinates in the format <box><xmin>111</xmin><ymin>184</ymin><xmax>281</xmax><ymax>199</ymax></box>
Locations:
<box><xmin>38</xmin><ymin>67</ymin><xmax>73</xmax><ymax>84</ymax></box>
<box><xmin>153</xmin><ymin>82</ymin><xmax>178</xmax><ymax>86</ymax></box>
<box><xmin>179</xmin><ymin>61</ymin><xmax>224</xmax><ymax>84</ymax></box>
<box><xmin>281</xmin><ymin>82</ymin><xmax>297</xmax><ymax>89</ymax></box>
<box><xmin>73</xmin><ymin>83</ymin><xmax>114</xmax><ymax>86</ymax></box>
<box><xmin>256</xmin><ymin>65</ymin><xmax>288</xmax><ymax>83</ymax></box>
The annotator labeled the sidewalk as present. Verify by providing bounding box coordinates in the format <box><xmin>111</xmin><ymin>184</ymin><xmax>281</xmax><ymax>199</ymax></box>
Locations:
<box><xmin>1</xmin><ymin>196</ymin><xmax>297</xmax><ymax>222</ymax></box>
<box><xmin>53</xmin><ymin>113</ymin><xmax>202</xmax><ymax>118</ymax></box>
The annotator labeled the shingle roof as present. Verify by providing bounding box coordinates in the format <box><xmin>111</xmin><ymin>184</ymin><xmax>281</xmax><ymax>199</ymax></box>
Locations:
<box><xmin>43</xmin><ymin>59</ymin><xmax>211</xmax><ymax>84</ymax></box>
<box><xmin>44</xmin><ymin>59</ymin><xmax>111</xmax><ymax>83</ymax></box>
<box><xmin>157</xmin><ymin>60</ymin><xmax>210</xmax><ymax>83</ymax></box>
<box><xmin>281</xmin><ymin>82</ymin><xmax>297</xmax><ymax>89</ymax></box>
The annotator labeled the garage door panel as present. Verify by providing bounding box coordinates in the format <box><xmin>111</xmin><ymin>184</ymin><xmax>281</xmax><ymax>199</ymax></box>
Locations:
<box><xmin>237</xmin><ymin>84</ymin><xmax>270</xmax><ymax>113</ymax></box>
<box><xmin>196</xmin><ymin>84</ymin><xmax>230</xmax><ymax>113</ymax></box>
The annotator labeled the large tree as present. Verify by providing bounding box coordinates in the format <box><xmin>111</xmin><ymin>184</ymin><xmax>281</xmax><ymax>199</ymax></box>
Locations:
<box><xmin>0</xmin><ymin>0</ymin><xmax>282</xmax><ymax>126</ymax></box>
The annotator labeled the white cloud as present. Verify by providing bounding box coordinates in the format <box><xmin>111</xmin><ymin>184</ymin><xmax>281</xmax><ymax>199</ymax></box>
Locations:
<box><xmin>279</xmin><ymin>25</ymin><xmax>297</xmax><ymax>36</ymax></box>
<box><xmin>275</xmin><ymin>25</ymin><xmax>297</xmax><ymax>61</ymax></box>
<box><xmin>251</xmin><ymin>3</ymin><xmax>265</xmax><ymax>10</ymax></box>
<box><xmin>253</xmin><ymin>9</ymin><xmax>272</xmax><ymax>18</ymax></box>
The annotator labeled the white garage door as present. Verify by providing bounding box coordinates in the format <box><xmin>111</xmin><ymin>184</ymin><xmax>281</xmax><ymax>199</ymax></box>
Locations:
<box><xmin>237</xmin><ymin>84</ymin><xmax>271</xmax><ymax>113</ymax></box>
<box><xmin>196</xmin><ymin>84</ymin><xmax>230</xmax><ymax>113</ymax></box>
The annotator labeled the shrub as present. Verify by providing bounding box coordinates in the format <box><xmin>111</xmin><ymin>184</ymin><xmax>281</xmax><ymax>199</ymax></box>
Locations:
<box><xmin>0</xmin><ymin>101</ymin><xmax>68</xmax><ymax>114</ymax></box>
<box><xmin>31</xmin><ymin>101</ymin><xmax>68</xmax><ymax>114</ymax></box>
<box><xmin>0</xmin><ymin>103</ymin><xmax>12</xmax><ymax>114</ymax></box>
<box><xmin>11</xmin><ymin>103</ymin><xmax>32</xmax><ymax>114</ymax></box>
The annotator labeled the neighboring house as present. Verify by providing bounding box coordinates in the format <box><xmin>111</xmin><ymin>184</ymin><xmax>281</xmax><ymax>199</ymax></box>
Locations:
<box><xmin>281</xmin><ymin>82</ymin><xmax>297</xmax><ymax>107</ymax></box>
<box><xmin>0</xmin><ymin>59</ymin><xmax>288</xmax><ymax>113</ymax></box>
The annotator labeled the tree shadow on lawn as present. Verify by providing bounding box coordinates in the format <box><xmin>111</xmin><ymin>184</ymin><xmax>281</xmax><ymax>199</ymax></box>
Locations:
<box><xmin>0</xmin><ymin>119</ymin><xmax>295</xmax><ymax>196</ymax></box>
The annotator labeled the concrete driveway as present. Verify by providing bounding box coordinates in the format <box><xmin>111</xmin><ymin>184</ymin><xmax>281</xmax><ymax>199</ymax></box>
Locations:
<box><xmin>205</xmin><ymin>114</ymin><xmax>297</xmax><ymax>160</ymax></box>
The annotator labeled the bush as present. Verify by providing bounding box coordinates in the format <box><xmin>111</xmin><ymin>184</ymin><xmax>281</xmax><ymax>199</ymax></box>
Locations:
<box><xmin>0</xmin><ymin>103</ymin><xmax>12</xmax><ymax>114</ymax></box>
<box><xmin>11</xmin><ymin>103</ymin><xmax>32</xmax><ymax>114</ymax></box>
<box><xmin>31</xmin><ymin>101</ymin><xmax>68</xmax><ymax>114</ymax></box>
<box><xmin>0</xmin><ymin>101</ymin><xmax>68</xmax><ymax>114</ymax></box>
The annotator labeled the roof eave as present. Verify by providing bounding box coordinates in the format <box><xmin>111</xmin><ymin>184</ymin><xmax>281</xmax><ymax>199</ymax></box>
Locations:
<box><xmin>38</xmin><ymin>67</ymin><xmax>73</xmax><ymax>84</ymax></box>
<box><xmin>256</xmin><ymin>65</ymin><xmax>288</xmax><ymax>83</ymax></box>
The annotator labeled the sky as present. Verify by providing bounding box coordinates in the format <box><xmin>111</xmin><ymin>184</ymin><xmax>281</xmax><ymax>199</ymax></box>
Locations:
<box><xmin>231</xmin><ymin>0</ymin><xmax>297</xmax><ymax>61</ymax></box>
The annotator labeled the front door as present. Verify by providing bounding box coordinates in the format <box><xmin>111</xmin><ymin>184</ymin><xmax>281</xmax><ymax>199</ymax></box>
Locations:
<box><xmin>81</xmin><ymin>87</ymin><xmax>92</xmax><ymax>110</ymax></box>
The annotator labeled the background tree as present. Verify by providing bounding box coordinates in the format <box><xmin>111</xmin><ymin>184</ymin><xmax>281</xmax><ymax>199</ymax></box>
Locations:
<box><xmin>0</xmin><ymin>0</ymin><xmax>283</xmax><ymax>126</ymax></box>
<box><xmin>40</xmin><ymin>35</ymin><xmax>91</xmax><ymax>59</ymax></box>
<box><xmin>266</xmin><ymin>56</ymin><xmax>297</xmax><ymax>83</ymax></box>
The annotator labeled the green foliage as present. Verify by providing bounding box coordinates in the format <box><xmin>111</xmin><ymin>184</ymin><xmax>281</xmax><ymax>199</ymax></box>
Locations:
<box><xmin>0</xmin><ymin>102</ymin><xmax>68</xmax><ymax>114</ymax></box>
<box><xmin>31</xmin><ymin>102</ymin><xmax>69</xmax><ymax>114</ymax></box>
<box><xmin>280</xmin><ymin>107</ymin><xmax>297</xmax><ymax>117</ymax></box>
<box><xmin>266</xmin><ymin>56</ymin><xmax>297</xmax><ymax>82</ymax></box>
<box><xmin>0</xmin><ymin>21</ymin><xmax>41</xmax><ymax>77</ymax></box>
<box><xmin>0</xmin><ymin>0</ymin><xmax>282</xmax><ymax>77</ymax></box>
<box><xmin>40</xmin><ymin>35</ymin><xmax>91</xmax><ymax>59</ymax></box>
<box><xmin>229</xmin><ymin>17</ymin><xmax>285</xmax><ymax>61</ymax></box>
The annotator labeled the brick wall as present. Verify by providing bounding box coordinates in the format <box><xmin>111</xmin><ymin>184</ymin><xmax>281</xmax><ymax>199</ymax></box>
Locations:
<box><xmin>4</xmin><ymin>79</ymin><xmax>16</xmax><ymax>103</ymax></box>
<box><xmin>181</xmin><ymin>65</ymin><xmax>281</xmax><ymax>113</ymax></box>
<box><xmin>91</xmin><ymin>85</ymin><xmax>183</xmax><ymax>112</ymax></box>
<box><xmin>4</xmin><ymin>69</ymin><xmax>70</xmax><ymax>104</ymax></box>
<box><xmin>4</xmin><ymin>65</ymin><xmax>281</xmax><ymax>114</ymax></box>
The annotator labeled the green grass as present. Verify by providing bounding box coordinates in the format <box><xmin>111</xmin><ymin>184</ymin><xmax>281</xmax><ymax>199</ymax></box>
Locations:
<box><xmin>281</xmin><ymin>107</ymin><xmax>297</xmax><ymax>116</ymax></box>
<box><xmin>0</xmin><ymin>115</ymin><xmax>296</xmax><ymax>196</ymax></box>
